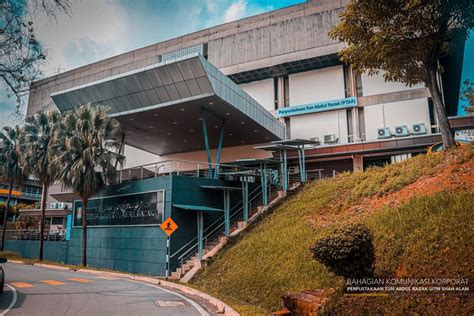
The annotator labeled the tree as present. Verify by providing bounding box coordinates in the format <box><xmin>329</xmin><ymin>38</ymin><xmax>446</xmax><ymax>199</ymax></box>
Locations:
<box><xmin>21</xmin><ymin>110</ymin><xmax>61</xmax><ymax>261</ymax></box>
<box><xmin>0</xmin><ymin>126</ymin><xmax>26</xmax><ymax>250</ymax></box>
<box><xmin>52</xmin><ymin>104</ymin><xmax>124</xmax><ymax>266</ymax></box>
<box><xmin>330</xmin><ymin>0</ymin><xmax>474</xmax><ymax>149</ymax></box>
<box><xmin>0</xmin><ymin>0</ymin><xmax>70</xmax><ymax>110</ymax></box>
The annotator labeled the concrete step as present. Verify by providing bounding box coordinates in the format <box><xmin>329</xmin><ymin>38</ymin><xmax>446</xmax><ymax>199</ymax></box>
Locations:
<box><xmin>181</xmin><ymin>262</ymin><xmax>194</xmax><ymax>272</ymax></box>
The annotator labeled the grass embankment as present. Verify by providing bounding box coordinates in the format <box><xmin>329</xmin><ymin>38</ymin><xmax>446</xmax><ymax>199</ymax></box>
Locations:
<box><xmin>191</xmin><ymin>145</ymin><xmax>474</xmax><ymax>315</ymax></box>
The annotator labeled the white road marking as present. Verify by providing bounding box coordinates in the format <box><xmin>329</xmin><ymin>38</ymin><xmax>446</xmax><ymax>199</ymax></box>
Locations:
<box><xmin>127</xmin><ymin>279</ymin><xmax>209</xmax><ymax>316</ymax></box>
<box><xmin>0</xmin><ymin>284</ymin><xmax>17</xmax><ymax>315</ymax></box>
<box><xmin>155</xmin><ymin>300</ymin><xmax>185</xmax><ymax>307</ymax></box>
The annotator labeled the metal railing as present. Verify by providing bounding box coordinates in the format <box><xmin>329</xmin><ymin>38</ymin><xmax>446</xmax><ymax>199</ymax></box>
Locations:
<box><xmin>5</xmin><ymin>229</ymin><xmax>67</xmax><ymax>241</ymax></box>
<box><xmin>114</xmin><ymin>159</ymin><xmax>260</xmax><ymax>184</ymax></box>
<box><xmin>171</xmin><ymin>178</ymin><xmax>281</xmax><ymax>277</ymax></box>
<box><xmin>171</xmin><ymin>185</ymin><xmax>262</xmax><ymax>268</ymax></box>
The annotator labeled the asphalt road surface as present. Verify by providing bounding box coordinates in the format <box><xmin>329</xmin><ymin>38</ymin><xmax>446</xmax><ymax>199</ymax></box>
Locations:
<box><xmin>0</xmin><ymin>263</ymin><xmax>209</xmax><ymax>316</ymax></box>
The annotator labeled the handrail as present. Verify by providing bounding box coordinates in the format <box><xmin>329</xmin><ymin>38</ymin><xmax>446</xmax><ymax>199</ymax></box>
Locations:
<box><xmin>174</xmin><ymin>185</ymin><xmax>262</xmax><ymax>263</ymax></box>
<box><xmin>119</xmin><ymin>159</ymin><xmax>260</xmax><ymax>173</ymax></box>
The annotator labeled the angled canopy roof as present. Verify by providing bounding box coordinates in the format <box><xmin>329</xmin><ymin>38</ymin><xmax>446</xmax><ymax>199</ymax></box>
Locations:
<box><xmin>200</xmin><ymin>185</ymin><xmax>243</xmax><ymax>191</ymax></box>
<box><xmin>173</xmin><ymin>204</ymin><xmax>223</xmax><ymax>213</ymax></box>
<box><xmin>51</xmin><ymin>54</ymin><xmax>285</xmax><ymax>155</ymax></box>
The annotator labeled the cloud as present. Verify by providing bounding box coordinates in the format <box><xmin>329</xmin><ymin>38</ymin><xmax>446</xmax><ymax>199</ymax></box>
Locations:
<box><xmin>62</xmin><ymin>37</ymin><xmax>116</xmax><ymax>69</ymax></box>
<box><xmin>224</xmin><ymin>0</ymin><xmax>248</xmax><ymax>23</ymax></box>
<box><xmin>30</xmin><ymin>0</ymin><xmax>127</xmax><ymax>73</ymax></box>
<box><xmin>0</xmin><ymin>0</ymin><xmax>306</xmax><ymax>128</ymax></box>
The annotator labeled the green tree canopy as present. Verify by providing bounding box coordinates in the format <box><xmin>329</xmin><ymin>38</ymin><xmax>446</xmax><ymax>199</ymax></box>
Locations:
<box><xmin>21</xmin><ymin>109</ymin><xmax>62</xmax><ymax>261</ymax></box>
<box><xmin>52</xmin><ymin>103</ymin><xmax>124</xmax><ymax>266</ymax></box>
<box><xmin>330</xmin><ymin>0</ymin><xmax>474</xmax><ymax>148</ymax></box>
<box><xmin>0</xmin><ymin>125</ymin><xmax>27</xmax><ymax>250</ymax></box>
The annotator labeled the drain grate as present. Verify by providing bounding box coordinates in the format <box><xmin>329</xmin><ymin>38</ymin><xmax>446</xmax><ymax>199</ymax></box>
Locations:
<box><xmin>155</xmin><ymin>300</ymin><xmax>185</xmax><ymax>307</ymax></box>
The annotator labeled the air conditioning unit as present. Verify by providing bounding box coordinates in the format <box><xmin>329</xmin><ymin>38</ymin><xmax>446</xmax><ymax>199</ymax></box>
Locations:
<box><xmin>57</xmin><ymin>202</ymin><xmax>65</xmax><ymax>209</ymax></box>
<box><xmin>394</xmin><ymin>125</ymin><xmax>410</xmax><ymax>137</ymax></box>
<box><xmin>309</xmin><ymin>137</ymin><xmax>320</xmax><ymax>145</ymax></box>
<box><xmin>323</xmin><ymin>134</ymin><xmax>338</xmax><ymax>144</ymax></box>
<box><xmin>377</xmin><ymin>127</ymin><xmax>391</xmax><ymax>139</ymax></box>
<box><xmin>50</xmin><ymin>203</ymin><xmax>57</xmax><ymax>209</ymax></box>
<box><xmin>288</xmin><ymin>166</ymin><xmax>299</xmax><ymax>174</ymax></box>
<box><xmin>412</xmin><ymin>123</ymin><xmax>427</xmax><ymax>135</ymax></box>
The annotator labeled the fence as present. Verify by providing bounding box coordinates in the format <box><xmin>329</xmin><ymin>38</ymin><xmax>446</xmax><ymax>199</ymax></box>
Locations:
<box><xmin>4</xmin><ymin>229</ymin><xmax>67</xmax><ymax>241</ymax></box>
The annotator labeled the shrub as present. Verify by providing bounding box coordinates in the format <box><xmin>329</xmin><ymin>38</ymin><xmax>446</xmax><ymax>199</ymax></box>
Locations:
<box><xmin>311</xmin><ymin>224</ymin><xmax>375</xmax><ymax>278</ymax></box>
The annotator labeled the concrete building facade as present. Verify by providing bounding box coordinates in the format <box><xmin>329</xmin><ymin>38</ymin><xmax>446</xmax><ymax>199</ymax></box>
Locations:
<box><xmin>13</xmin><ymin>0</ymin><xmax>472</xmax><ymax>276</ymax></box>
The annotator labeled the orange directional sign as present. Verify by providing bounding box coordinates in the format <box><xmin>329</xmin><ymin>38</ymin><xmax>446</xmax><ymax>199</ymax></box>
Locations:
<box><xmin>160</xmin><ymin>217</ymin><xmax>178</xmax><ymax>237</ymax></box>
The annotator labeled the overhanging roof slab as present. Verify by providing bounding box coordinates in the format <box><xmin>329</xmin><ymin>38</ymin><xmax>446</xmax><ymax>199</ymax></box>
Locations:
<box><xmin>51</xmin><ymin>54</ymin><xmax>285</xmax><ymax>155</ymax></box>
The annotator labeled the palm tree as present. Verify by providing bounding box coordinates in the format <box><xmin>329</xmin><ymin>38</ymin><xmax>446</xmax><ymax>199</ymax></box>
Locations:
<box><xmin>52</xmin><ymin>104</ymin><xmax>124</xmax><ymax>266</ymax></box>
<box><xmin>0</xmin><ymin>126</ymin><xmax>26</xmax><ymax>251</ymax></box>
<box><xmin>22</xmin><ymin>110</ymin><xmax>61</xmax><ymax>261</ymax></box>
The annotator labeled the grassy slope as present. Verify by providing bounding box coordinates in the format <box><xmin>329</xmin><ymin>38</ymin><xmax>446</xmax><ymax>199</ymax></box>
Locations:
<box><xmin>191</xmin><ymin>145</ymin><xmax>474</xmax><ymax>315</ymax></box>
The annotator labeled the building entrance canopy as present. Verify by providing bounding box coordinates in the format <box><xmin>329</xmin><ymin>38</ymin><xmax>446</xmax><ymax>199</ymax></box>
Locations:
<box><xmin>51</xmin><ymin>54</ymin><xmax>285</xmax><ymax>155</ymax></box>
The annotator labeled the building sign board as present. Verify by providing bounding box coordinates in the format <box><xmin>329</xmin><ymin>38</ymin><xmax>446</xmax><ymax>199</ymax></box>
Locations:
<box><xmin>73</xmin><ymin>191</ymin><xmax>164</xmax><ymax>227</ymax></box>
<box><xmin>276</xmin><ymin>97</ymin><xmax>357</xmax><ymax>118</ymax></box>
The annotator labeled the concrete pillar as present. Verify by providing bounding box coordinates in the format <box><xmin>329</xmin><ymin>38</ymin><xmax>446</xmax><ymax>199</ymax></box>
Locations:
<box><xmin>224</xmin><ymin>190</ymin><xmax>230</xmax><ymax>236</ymax></box>
<box><xmin>197</xmin><ymin>211</ymin><xmax>203</xmax><ymax>260</ymax></box>
<box><xmin>352</xmin><ymin>155</ymin><xmax>364</xmax><ymax>172</ymax></box>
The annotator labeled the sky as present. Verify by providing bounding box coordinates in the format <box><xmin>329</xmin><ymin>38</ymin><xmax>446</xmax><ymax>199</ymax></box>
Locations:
<box><xmin>0</xmin><ymin>0</ymin><xmax>472</xmax><ymax>127</ymax></box>
<box><xmin>0</xmin><ymin>0</ymin><xmax>304</xmax><ymax>127</ymax></box>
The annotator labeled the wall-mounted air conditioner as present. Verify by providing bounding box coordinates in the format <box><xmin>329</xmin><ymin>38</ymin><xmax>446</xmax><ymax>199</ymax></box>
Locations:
<box><xmin>323</xmin><ymin>134</ymin><xmax>338</xmax><ymax>144</ymax></box>
<box><xmin>288</xmin><ymin>166</ymin><xmax>299</xmax><ymax>174</ymax></box>
<box><xmin>50</xmin><ymin>203</ymin><xmax>57</xmax><ymax>209</ymax></box>
<box><xmin>57</xmin><ymin>202</ymin><xmax>65</xmax><ymax>209</ymax></box>
<box><xmin>377</xmin><ymin>127</ymin><xmax>391</xmax><ymax>139</ymax></box>
<box><xmin>394</xmin><ymin>125</ymin><xmax>410</xmax><ymax>137</ymax></box>
<box><xmin>309</xmin><ymin>137</ymin><xmax>320</xmax><ymax>145</ymax></box>
<box><xmin>412</xmin><ymin>123</ymin><xmax>427</xmax><ymax>135</ymax></box>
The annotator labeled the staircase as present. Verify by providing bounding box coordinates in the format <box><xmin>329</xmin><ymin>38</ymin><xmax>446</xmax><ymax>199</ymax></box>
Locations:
<box><xmin>170</xmin><ymin>181</ymin><xmax>298</xmax><ymax>282</ymax></box>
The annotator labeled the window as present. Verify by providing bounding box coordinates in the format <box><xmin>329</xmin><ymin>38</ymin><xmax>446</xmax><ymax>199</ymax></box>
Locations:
<box><xmin>358</xmin><ymin>107</ymin><xmax>366</xmax><ymax>141</ymax></box>
<box><xmin>346</xmin><ymin>108</ymin><xmax>354</xmax><ymax>143</ymax></box>
<box><xmin>273</xmin><ymin>77</ymin><xmax>279</xmax><ymax>110</ymax></box>
<box><xmin>157</xmin><ymin>190</ymin><xmax>165</xmax><ymax>222</ymax></box>
<box><xmin>356</xmin><ymin>72</ymin><xmax>363</xmax><ymax>97</ymax></box>
<box><xmin>343</xmin><ymin>64</ymin><xmax>352</xmax><ymax>98</ymax></box>
<box><xmin>273</xmin><ymin>75</ymin><xmax>289</xmax><ymax>109</ymax></box>
<box><xmin>51</xmin><ymin>217</ymin><xmax>63</xmax><ymax>225</ymax></box>
<box><xmin>283</xmin><ymin>75</ymin><xmax>289</xmax><ymax>106</ymax></box>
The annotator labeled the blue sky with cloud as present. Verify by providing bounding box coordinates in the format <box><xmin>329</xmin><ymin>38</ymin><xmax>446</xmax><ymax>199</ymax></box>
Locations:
<box><xmin>0</xmin><ymin>0</ymin><xmax>472</xmax><ymax>127</ymax></box>
<box><xmin>0</xmin><ymin>0</ymin><xmax>304</xmax><ymax>127</ymax></box>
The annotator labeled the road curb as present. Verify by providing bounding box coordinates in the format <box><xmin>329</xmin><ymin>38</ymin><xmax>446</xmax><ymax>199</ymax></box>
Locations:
<box><xmin>7</xmin><ymin>260</ymin><xmax>239</xmax><ymax>315</ymax></box>
<box><xmin>33</xmin><ymin>263</ymin><xmax>72</xmax><ymax>271</ymax></box>
<box><xmin>76</xmin><ymin>268</ymin><xmax>239</xmax><ymax>315</ymax></box>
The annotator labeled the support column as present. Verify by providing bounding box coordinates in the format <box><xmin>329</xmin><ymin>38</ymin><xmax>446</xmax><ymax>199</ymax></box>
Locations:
<box><xmin>262</xmin><ymin>165</ymin><xmax>268</xmax><ymax>206</ymax></box>
<box><xmin>282</xmin><ymin>150</ymin><xmax>288</xmax><ymax>192</ymax></box>
<box><xmin>301</xmin><ymin>147</ymin><xmax>307</xmax><ymax>183</ymax></box>
<box><xmin>224</xmin><ymin>190</ymin><xmax>230</xmax><ymax>236</ymax></box>
<box><xmin>200</xmin><ymin>112</ymin><xmax>213</xmax><ymax>177</ymax></box>
<box><xmin>197</xmin><ymin>211</ymin><xmax>204</xmax><ymax>260</ymax></box>
<box><xmin>213</xmin><ymin>119</ymin><xmax>225</xmax><ymax>179</ymax></box>
<box><xmin>242</xmin><ymin>177</ymin><xmax>249</xmax><ymax>222</ymax></box>
<box><xmin>353</xmin><ymin>155</ymin><xmax>364</xmax><ymax>172</ymax></box>
<box><xmin>297</xmin><ymin>146</ymin><xmax>304</xmax><ymax>183</ymax></box>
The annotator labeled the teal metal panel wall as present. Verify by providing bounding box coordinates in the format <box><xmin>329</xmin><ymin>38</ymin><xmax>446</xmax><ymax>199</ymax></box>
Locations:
<box><xmin>68</xmin><ymin>226</ymin><xmax>167</xmax><ymax>275</ymax></box>
<box><xmin>68</xmin><ymin>176</ymin><xmax>173</xmax><ymax>275</ymax></box>
<box><xmin>4</xmin><ymin>240</ymin><xmax>69</xmax><ymax>263</ymax></box>
<box><xmin>4</xmin><ymin>175</ymin><xmax>254</xmax><ymax>276</ymax></box>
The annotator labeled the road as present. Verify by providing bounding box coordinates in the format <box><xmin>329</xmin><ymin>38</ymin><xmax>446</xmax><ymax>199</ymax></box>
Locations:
<box><xmin>0</xmin><ymin>263</ymin><xmax>209</xmax><ymax>316</ymax></box>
